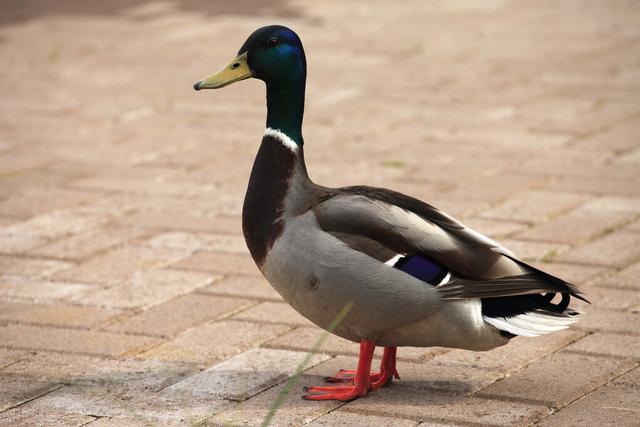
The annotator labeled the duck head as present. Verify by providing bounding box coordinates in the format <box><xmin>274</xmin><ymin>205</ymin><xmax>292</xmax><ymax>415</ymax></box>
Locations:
<box><xmin>194</xmin><ymin>25</ymin><xmax>307</xmax><ymax>145</ymax></box>
<box><xmin>193</xmin><ymin>25</ymin><xmax>306</xmax><ymax>90</ymax></box>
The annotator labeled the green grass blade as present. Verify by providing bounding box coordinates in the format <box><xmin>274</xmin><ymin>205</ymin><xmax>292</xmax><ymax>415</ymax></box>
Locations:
<box><xmin>261</xmin><ymin>302</ymin><xmax>353</xmax><ymax>427</ymax></box>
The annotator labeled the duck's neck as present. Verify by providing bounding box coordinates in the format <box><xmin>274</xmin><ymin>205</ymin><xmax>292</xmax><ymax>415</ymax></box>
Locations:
<box><xmin>265</xmin><ymin>78</ymin><xmax>305</xmax><ymax>145</ymax></box>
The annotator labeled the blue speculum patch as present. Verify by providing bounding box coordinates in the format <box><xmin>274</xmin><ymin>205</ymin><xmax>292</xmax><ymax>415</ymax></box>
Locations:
<box><xmin>395</xmin><ymin>255</ymin><xmax>447</xmax><ymax>285</ymax></box>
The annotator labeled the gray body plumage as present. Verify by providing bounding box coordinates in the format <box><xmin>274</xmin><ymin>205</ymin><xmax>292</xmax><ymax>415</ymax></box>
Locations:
<box><xmin>243</xmin><ymin>131</ymin><xmax>585</xmax><ymax>351</ymax></box>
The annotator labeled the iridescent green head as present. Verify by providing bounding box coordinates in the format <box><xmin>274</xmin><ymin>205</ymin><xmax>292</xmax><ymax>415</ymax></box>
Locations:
<box><xmin>194</xmin><ymin>25</ymin><xmax>307</xmax><ymax>144</ymax></box>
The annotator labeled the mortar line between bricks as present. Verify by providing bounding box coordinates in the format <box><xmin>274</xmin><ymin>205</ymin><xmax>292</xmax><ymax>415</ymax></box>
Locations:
<box><xmin>474</xmin><ymin>215</ymin><xmax>534</xmax><ymax>226</ymax></box>
<box><xmin>0</xmin><ymin>319</ymin><xmax>166</xmax><ymax>339</ymax></box>
<box><xmin>106</xmin><ymin>298</ymin><xmax>264</xmax><ymax>340</ymax></box>
<box><xmin>259</xmin><ymin>342</ymin><xmax>430</xmax><ymax>363</ymax></box>
<box><xmin>299</xmin><ymin>401</ymin><xmax>353</xmax><ymax>427</ymax></box>
<box><xmin>95</xmin><ymin>293</ymin><xmax>259</xmax><ymax>333</ymax></box>
<box><xmin>562</xmin><ymin>349</ymin><xmax>639</xmax><ymax>360</ymax></box>
<box><xmin>575</xmin><ymin>327</ymin><xmax>640</xmax><ymax>337</ymax></box>
<box><xmin>169</xmin><ymin>264</ymin><xmax>262</xmax><ymax>278</ymax></box>
<box><xmin>0</xmin><ymin>383</ymin><xmax>64</xmax><ymax>414</ymax></box>
<box><xmin>0</xmin><ymin>333</ymin><xmax>163</xmax><ymax>360</ymax></box>
<box><xmin>24</xmin><ymin>228</ymin><xmax>160</xmax><ymax>265</ymax></box>
<box><xmin>193</xmin><ymin>289</ymin><xmax>283</xmax><ymax>302</ymax></box>
<box><xmin>0</xmin><ymin>160</ymin><xmax>59</xmax><ymax>179</ymax></box>
<box><xmin>0</xmin><ymin>251</ymin><xmax>80</xmax><ymax>265</ymax></box>
<box><xmin>78</xmin><ymin>416</ymin><xmax>101</xmax><ymax>426</ymax></box>
<box><xmin>0</xmin><ymin>319</ymin><xmax>134</xmax><ymax>332</ymax></box>
<box><xmin>0</xmin><ymin>352</ymin><xmax>33</xmax><ymax>371</ymax></box>
<box><xmin>564</xmin><ymin>110</ymin><xmax>640</xmax><ymax>148</ymax></box>
<box><xmin>594</xmin><ymin>283</ymin><xmax>640</xmax><ymax>292</ymax></box>
<box><xmin>475</xmin><ymin>393</ymin><xmax>554</xmax><ymax>407</ymax></box>
<box><xmin>529</xmin><ymin>362</ymin><xmax>640</xmax><ymax>426</ymax></box>
<box><xmin>65</xmin><ymin>182</ymin><xmax>233</xmax><ymax>202</ymax></box>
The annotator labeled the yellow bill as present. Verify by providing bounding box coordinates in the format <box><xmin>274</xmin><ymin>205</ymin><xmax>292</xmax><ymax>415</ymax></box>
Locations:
<box><xmin>194</xmin><ymin>52</ymin><xmax>253</xmax><ymax>90</ymax></box>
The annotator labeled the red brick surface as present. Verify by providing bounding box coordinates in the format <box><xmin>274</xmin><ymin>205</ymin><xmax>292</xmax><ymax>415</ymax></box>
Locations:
<box><xmin>1</xmin><ymin>0</ymin><xmax>639</xmax><ymax>425</ymax></box>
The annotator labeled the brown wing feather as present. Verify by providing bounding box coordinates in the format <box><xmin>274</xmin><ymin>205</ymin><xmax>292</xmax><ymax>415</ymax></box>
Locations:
<box><xmin>313</xmin><ymin>185</ymin><xmax>588</xmax><ymax>302</ymax></box>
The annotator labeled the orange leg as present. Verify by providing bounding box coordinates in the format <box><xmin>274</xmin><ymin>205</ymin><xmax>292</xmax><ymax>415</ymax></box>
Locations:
<box><xmin>303</xmin><ymin>340</ymin><xmax>376</xmax><ymax>401</ymax></box>
<box><xmin>323</xmin><ymin>346</ymin><xmax>399</xmax><ymax>389</ymax></box>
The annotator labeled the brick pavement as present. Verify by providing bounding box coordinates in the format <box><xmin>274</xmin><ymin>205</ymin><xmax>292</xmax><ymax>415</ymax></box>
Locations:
<box><xmin>1</xmin><ymin>1</ymin><xmax>639</xmax><ymax>425</ymax></box>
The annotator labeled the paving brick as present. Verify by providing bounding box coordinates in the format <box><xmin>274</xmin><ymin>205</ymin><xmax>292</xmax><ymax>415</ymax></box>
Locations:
<box><xmin>0</xmin><ymin>301</ymin><xmax>121</xmax><ymax>328</ymax></box>
<box><xmin>460</xmin><ymin>218</ymin><xmax>527</xmax><ymax>238</ymax></box>
<box><xmin>445</xmin><ymin>174</ymin><xmax>547</xmax><ymax>205</ymax></box>
<box><xmin>566</xmin><ymin>333</ymin><xmax>640</xmax><ymax>359</ymax></box>
<box><xmin>477</xmin><ymin>351</ymin><xmax>636</xmax><ymax>408</ymax></box>
<box><xmin>207</xmin><ymin>355</ymin><xmax>351</xmax><ymax>426</ymax></box>
<box><xmin>428</xmin><ymin>198</ymin><xmax>489</xmax><ymax>219</ymax></box>
<box><xmin>79</xmin><ymin>417</ymin><xmax>145</xmax><ymax>427</ymax></box>
<box><xmin>617</xmin><ymin>147</ymin><xmax>640</xmax><ymax>165</ymax></box>
<box><xmin>515</xmin><ymin>206</ymin><xmax>634</xmax><ymax>244</ymax></box>
<box><xmin>431</xmin><ymin>329</ymin><xmax>585</xmax><ymax>374</ymax></box>
<box><xmin>106</xmin><ymin>293</ymin><xmax>253</xmax><ymax>336</ymax></box>
<box><xmin>147</xmin><ymin>231</ymin><xmax>248</xmax><ymax>254</ymax></box>
<box><xmin>307</xmin><ymin>411</ymin><xmax>419</xmax><ymax>427</ymax></box>
<box><xmin>197</xmin><ymin>275</ymin><xmax>282</xmax><ymax>301</ymax></box>
<box><xmin>576</xmin><ymin>308</ymin><xmax>640</xmax><ymax>335</ymax></box>
<box><xmin>123</xmin><ymin>209</ymin><xmax>241</xmax><ymax>234</ymax></box>
<box><xmin>4</xmin><ymin>352</ymin><xmax>195</xmax><ymax>391</ymax></box>
<box><xmin>264</xmin><ymin>326</ymin><xmax>446</xmax><ymax>363</ymax></box>
<box><xmin>166</xmin><ymin>348</ymin><xmax>330</xmax><ymax>402</ymax></box>
<box><xmin>597</xmin><ymin>261</ymin><xmax>640</xmax><ymax>290</ymax></box>
<box><xmin>0</xmin><ymin>373</ymin><xmax>61</xmax><ymax>412</ymax></box>
<box><xmin>0</xmin><ymin>145</ymin><xmax>55</xmax><ymax>176</ymax></box>
<box><xmin>0</xmin><ymin>324</ymin><xmax>160</xmax><ymax>357</ymax></box>
<box><xmin>76</xmin><ymin>269</ymin><xmax>218</xmax><ymax>309</ymax></box>
<box><xmin>31</xmin><ymin>225</ymin><xmax>149</xmax><ymax>261</ymax></box>
<box><xmin>0</xmin><ymin>349</ymin><xmax>27</xmax><ymax>369</ymax></box>
<box><xmin>173</xmin><ymin>251</ymin><xmax>261</xmax><ymax>276</ymax></box>
<box><xmin>546</xmin><ymin>173</ymin><xmax>640</xmax><ymax>197</ymax></box>
<box><xmin>556</xmin><ymin>227</ymin><xmax>640</xmax><ymax>267</ymax></box>
<box><xmin>0</xmin><ymin>168</ymin><xmax>83</xmax><ymax>199</ymax></box>
<box><xmin>498</xmin><ymin>239</ymin><xmax>570</xmax><ymax>261</ymax></box>
<box><xmin>0</xmin><ymin>275</ymin><xmax>92</xmax><ymax>302</ymax></box>
<box><xmin>53</xmin><ymin>246</ymin><xmax>191</xmax><ymax>285</ymax></box>
<box><xmin>139</xmin><ymin>320</ymin><xmax>290</xmax><ymax>365</ymax></box>
<box><xmin>2</xmin><ymin>1</ymin><xmax>640</xmax><ymax>425</ymax></box>
<box><xmin>390</xmin><ymin>357</ymin><xmax>504</xmax><ymax>396</ymax></box>
<box><xmin>17</xmin><ymin>384</ymin><xmax>228</xmax><ymax>426</ymax></box>
<box><xmin>580</xmin><ymin>196</ymin><xmax>640</xmax><ymax>214</ymax></box>
<box><xmin>0</xmin><ymin>229</ymin><xmax>47</xmax><ymax>253</ymax></box>
<box><xmin>231</xmin><ymin>301</ymin><xmax>315</xmax><ymax>327</ymax></box>
<box><xmin>0</xmin><ymin>406</ymin><xmax>96</xmax><ymax>427</ymax></box>
<box><xmin>0</xmin><ymin>188</ymin><xmax>97</xmax><ymax>219</ymax></box>
<box><xmin>578</xmin><ymin>285</ymin><xmax>640</xmax><ymax>310</ymax></box>
<box><xmin>0</xmin><ymin>210</ymin><xmax>111</xmax><ymax>244</ymax></box>
<box><xmin>0</xmin><ymin>256</ymin><xmax>72</xmax><ymax>278</ymax></box>
<box><xmin>0</xmin><ymin>217</ymin><xmax>18</xmax><ymax>228</ymax></box>
<box><xmin>528</xmin><ymin>262</ymin><xmax>611</xmax><ymax>286</ymax></box>
<box><xmin>478</xmin><ymin>191</ymin><xmax>588</xmax><ymax>224</ymax></box>
<box><xmin>570</xmin><ymin>119</ymin><xmax>640</xmax><ymax>154</ymax></box>
<box><xmin>342</xmin><ymin>387</ymin><xmax>550</xmax><ymax>426</ymax></box>
<box><xmin>537</xmin><ymin>366</ymin><xmax>640</xmax><ymax>427</ymax></box>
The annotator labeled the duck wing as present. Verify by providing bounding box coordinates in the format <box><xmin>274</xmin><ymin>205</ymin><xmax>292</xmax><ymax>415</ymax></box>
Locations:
<box><xmin>312</xmin><ymin>185</ymin><xmax>588</xmax><ymax>303</ymax></box>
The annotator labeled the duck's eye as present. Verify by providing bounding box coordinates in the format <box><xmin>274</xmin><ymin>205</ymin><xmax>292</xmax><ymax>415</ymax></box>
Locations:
<box><xmin>266</xmin><ymin>38</ymin><xmax>279</xmax><ymax>48</ymax></box>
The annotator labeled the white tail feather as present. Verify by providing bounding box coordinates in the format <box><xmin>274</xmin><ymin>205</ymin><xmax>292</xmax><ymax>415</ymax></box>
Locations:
<box><xmin>484</xmin><ymin>311</ymin><xmax>580</xmax><ymax>337</ymax></box>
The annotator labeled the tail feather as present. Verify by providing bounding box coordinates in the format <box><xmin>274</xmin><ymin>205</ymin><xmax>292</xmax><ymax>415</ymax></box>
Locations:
<box><xmin>484</xmin><ymin>309</ymin><xmax>580</xmax><ymax>337</ymax></box>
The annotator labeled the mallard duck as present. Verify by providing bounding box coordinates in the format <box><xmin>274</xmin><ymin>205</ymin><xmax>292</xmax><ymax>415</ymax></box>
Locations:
<box><xmin>194</xmin><ymin>25</ymin><xmax>588</xmax><ymax>401</ymax></box>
